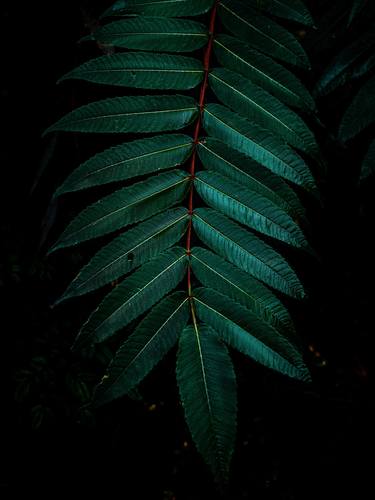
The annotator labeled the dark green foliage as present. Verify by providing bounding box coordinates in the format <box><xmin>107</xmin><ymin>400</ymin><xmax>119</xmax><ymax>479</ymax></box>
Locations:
<box><xmin>46</xmin><ymin>0</ymin><xmax>323</xmax><ymax>482</ymax></box>
<box><xmin>218</xmin><ymin>0</ymin><xmax>310</xmax><ymax>68</ymax></box>
<box><xmin>100</xmin><ymin>0</ymin><xmax>215</xmax><ymax>18</ymax></box>
<box><xmin>315</xmin><ymin>29</ymin><xmax>375</xmax><ymax>97</ymax></box>
<box><xmin>55</xmin><ymin>134</ymin><xmax>194</xmax><ymax>196</ymax></box>
<box><xmin>56</xmin><ymin>208</ymin><xmax>189</xmax><ymax>302</ymax></box>
<box><xmin>247</xmin><ymin>0</ymin><xmax>314</xmax><ymax>26</ymax></box>
<box><xmin>209</xmin><ymin>67</ymin><xmax>318</xmax><ymax>156</ymax></box>
<box><xmin>50</xmin><ymin>170</ymin><xmax>190</xmax><ymax>251</ymax></box>
<box><xmin>192</xmin><ymin>208</ymin><xmax>305</xmax><ymax>299</ymax></box>
<box><xmin>203</xmin><ymin>103</ymin><xmax>317</xmax><ymax>192</ymax></box>
<box><xmin>339</xmin><ymin>75</ymin><xmax>375</xmax><ymax>142</ymax></box>
<box><xmin>197</xmin><ymin>138</ymin><xmax>306</xmax><ymax>220</ymax></box>
<box><xmin>176</xmin><ymin>323</ymin><xmax>237</xmax><ymax>482</ymax></box>
<box><xmin>193</xmin><ymin>287</ymin><xmax>309</xmax><ymax>381</ymax></box>
<box><xmin>44</xmin><ymin>95</ymin><xmax>198</xmax><ymax>135</ymax></box>
<box><xmin>59</xmin><ymin>52</ymin><xmax>204</xmax><ymax>90</ymax></box>
<box><xmin>315</xmin><ymin>7</ymin><xmax>375</xmax><ymax>187</ymax></box>
<box><xmin>94</xmin><ymin>292</ymin><xmax>190</xmax><ymax>405</ymax></box>
<box><xmin>73</xmin><ymin>247</ymin><xmax>188</xmax><ymax>348</ymax></box>
<box><xmin>347</xmin><ymin>0</ymin><xmax>367</xmax><ymax>26</ymax></box>
<box><xmin>86</xmin><ymin>17</ymin><xmax>209</xmax><ymax>52</ymax></box>
<box><xmin>194</xmin><ymin>170</ymin><xmax>308</xmax><ymax>249</ymax></box>
<box><xmin>190</xmin><ymin>247</ymin><xmax>296</xmax><ymax>338</ymax></box>
<box><xmin>213</xmin><ymin>34</ymin><xmax>316</xmax><ymax>111</ymax></box>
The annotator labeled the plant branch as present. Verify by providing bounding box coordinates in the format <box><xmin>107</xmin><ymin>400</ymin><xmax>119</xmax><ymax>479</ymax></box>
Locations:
<box><xmin>186</xmin><ymin>0</ymin><xmax>219</xmax><ymax>295</ymax></box>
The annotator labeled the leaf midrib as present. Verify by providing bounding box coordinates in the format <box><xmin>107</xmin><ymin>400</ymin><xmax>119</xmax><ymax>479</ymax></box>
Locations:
<box><xmin>76</xmin><ymin>68</ymin><xmax>203</xmax><ymax>74</ymax></box>
<box><xmin>220</xmin><ymin>1</ymin><xmax>300</xmax><ymax>59</ymax></box>
<box><xmin>101</xmin><ymin>31</ymin><xmax>207</xmax><ymax>37</ymax></box>
<box><xmin>213</xmin><ymin>38</ymin><xmax>299</xmax><ymax>102</ymax></box>
<box><xmin>204</xmin><ymin>107</ymin><xmax>293</xmax><ymax>173</ymax></box>
<box><xmin>199</xmin><ymin>141</ymin><xmax>283</xmax><ymax>200</ymax></box>
<box><xmin>79</xmin><ymin>141</ymin><xmax>192</xmax><ymax>181</ymax></box>
<box><xmin>72</xmin><ymin>213</ymin><xmax>189</xmax><ymax>293</ymax></box>
<box><xmin>194</xmin><ymin>296</ymin><xmax>299</xmax><ymax>372</ymax></box>
<box><xmin>95</xmin><ymin>253</ymin><xmax>187</xmax><ymax>336</ymax></box>
<box><xmin>63</xmin><ymin>106</ymin><xmax>198</xmax><ymax>125</ymax></box>
<box><xmin>191</xmin><ymin>253</ymin><xmax>288</xmax><ymax>329</ymax></box>
<box><xmin>191</xmin><ymin>321</ymin><xmax>228</xmax><ymax>469</ymax></box>
<box><xmin>67</xmin><ymin>175</ymin><xmax>189</xmax><ymax>240</ymax></box>
<box><xmin>193</xmin><ymin>212</ymin><xmax>291</xmax><ymax>287</ymax></box>
<box><xmin>210</xmin><ymin>71</ymin><xmax>302</xmax><ymax>142</ymax></box>
<box><xmin>100</xmin><ymin>296</ymin><xmax>189</xmax><ymax>398</ymax></box>
<box><xmin>193</xmin><ymin>322</ymin><xmax>213</xmax><ymax>417</ymax></box>
<box><xmin>195</xmin><ymin>175</ymin><xmax>296</xmax><ymax>243</ymax></box>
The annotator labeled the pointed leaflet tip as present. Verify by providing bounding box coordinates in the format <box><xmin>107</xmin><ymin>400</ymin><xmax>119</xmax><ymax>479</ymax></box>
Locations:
<box><xmin>41</xmin><ymin>126</ymin><xmax>50</xmax><ymax>139</ymax></box>
<box><xmin>176</xmin><ymin>323</ymin><xmax>237</xmax><ymax>482</ymax></box>
<box><xmin>41</xmin><ymin>95</ymin><xmax>199</xmax><ymax>136</ymax></box>
<box><xmin>52</xmin><ymin>292</ymin><xmax>69</xmax><ymax>308</ymax></box>
<box><xmin>46</xmin><ymin>245</ymin><xmax>57</xmax><ymax>257</ymax></box>
<box><xmin>78</xmin><ymin>34</ymin><xmax>95</xmax><ymax>44</ymax></box>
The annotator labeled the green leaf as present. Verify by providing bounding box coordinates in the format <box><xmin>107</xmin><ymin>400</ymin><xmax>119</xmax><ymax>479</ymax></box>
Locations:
<box><xmin>209</xmin><ymin>67</ymin><xmax>318</xmax><ymax>156</ymax></box>
<box><xmin>47</xmin><ymin>0</ymin><xmax>317</xmax><ymax>476</ymax></box>
<box><xmin>193</xmin><ymin>208</ymin><xmax>305</xmax><ymax>299</ymax></box>
<box><xmin>176</xmin><ymin>323</ymin><xmax>237</xmax><ymax>482</ymax></box>
<box><xmin>43</xmin><ymin>95</ymin><xmax>198</xmax><ymax>136</ymax></box>
<box><xmin>190</xmin><ymin>247</ymin><xmax>296</xmax><ymax>337</ymax></box>
<box><xmin>101</xmin><ymin>0</ymin><xmax>214</xmax><ymax>18</ymax></box>
<box><xmin>94</xmin><ymin>292</ymin><xmax>189</xmax><ymax>406</ymax></box>
<box><xmin>56</xmin><ymin>208</ymin><xmax>189</xmax><ymax>303</ymax></box>
<box><xmin>352</xmin><ymin>54</ymin><xmax>375</xmax><ymax>80</ymax></box>
<box><xmin>203</xmin><ymin>103</ymin><xmax>317</xmax><ymax>193</ymax></box>
<box><xmin>195</xmin><ymin>170</ymin><xmax>308</xmax><ymax>249</ymax></box>
<box><xmin>218</xmin><ymin>0</ymin><xmax>310</xmax><ymax>69</ymax></box>
<box><xmin>55</xmin><ymin>134</ymin><xmax>193</xmax><ymax>197</ymax></box>
<box><xmin>197</xmin><ymin>138</ymin><xmax>306</xmax><ymax>221</ymax></box>
<box><xmin>339</xmin><ymin>75</ymin><xmax>375</xmax><ymax>142</ymax></box>
<box><xmin>361</xmin><ymin>139</ymin><xmax>375</xmax><ymax>182</ymax></box>
<box><xmin>248</xmin><ymin>0</ymin><xmax>314</xmax><ymax>26</ymax></box>
<box><xmin>89</xmin><ymin>17</ymin><xmax>208</xmax><ymax>53</ymax></box>
<box><xmin>59</xmin><ymin>52</ymin><xmax>204</xmax><ymax>90</ymax></box>
<box><xmin>315</xmin><ymin>29</ymin><xmax>375</xmax><ymax>96</ymax></box>
<box><xmin>73</xmin><ymin>247</ymin><xmax>188</xmax><ymax>348</ymax></box>
<box><xmin>213</xmin><ymin>34</ymin><xmax>315</xmax><ymax>112</ymax></box>
<box><xmin>348</xmin><ymin>0</ymin><xmax>367</xmax><ymax>26</ymax></box>
<box><xmin>50</xmin><ymin>170</ymin><xmax>189</xmax><ymax>252</ymax></box>
<box><xmin>194</xmin><ymin>287</ymin><xmax>310</xmax><ymax>381</ymax></box>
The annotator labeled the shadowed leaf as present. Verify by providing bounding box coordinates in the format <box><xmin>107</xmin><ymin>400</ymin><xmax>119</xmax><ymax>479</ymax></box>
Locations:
<box><xmin>177</xmin><ymin>323</ymin><xmax>237</xmax><ymax>482</ymax></box>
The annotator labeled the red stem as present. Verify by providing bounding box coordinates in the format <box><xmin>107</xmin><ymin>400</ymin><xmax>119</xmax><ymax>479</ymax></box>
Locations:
<box><xmin>186</xmin><ymin>1</ymin><xmax>219</xmax><ymax>295</ymax></box>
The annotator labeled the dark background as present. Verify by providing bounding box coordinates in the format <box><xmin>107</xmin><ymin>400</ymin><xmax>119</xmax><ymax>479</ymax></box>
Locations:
<box><xmin>2</xmin><ymin>1</ymin><xmax>375</xmax><ymax>498</ymax></box>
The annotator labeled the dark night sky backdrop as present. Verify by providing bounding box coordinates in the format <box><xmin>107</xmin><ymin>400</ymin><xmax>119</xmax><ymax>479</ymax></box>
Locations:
<box><xmin>2</xmin><ymin>1</ymin><xmax>375</xmax><ymax>498</ymax></box>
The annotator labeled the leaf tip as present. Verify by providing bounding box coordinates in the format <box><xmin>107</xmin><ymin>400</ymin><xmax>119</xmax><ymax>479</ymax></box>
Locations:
<box><xmin>42</xmin><ymin>120</ymin><xmax>61</xmax><ymax>138</ymax></box>
<box><xmin>46</xmin><ymin>247</ymin><xmax>55</xmax><ymax>257</ymax></box>
<box><xmin>41</xmin><ymin>126</ymin><xmax>52</xmax><ymax>138</ymax></box>
<box><xmin>71</xmin><ymin>331</ymin><xmax>92</xmax><ymax>353</ymax></box>
<box><xmin>51</xmin><ymin>188</ymin><xmax>60</xmax><ymax>201</ymax></box>
<box><xmin>78</xmin><ymin>34</ymin><xmax>94</xmax><ymax>44</ymax></box>
<box><xmin>56</xmin><ymin>75</ymin><xmax>67</xmax><ymax>85</ymax></box>
<box><xmin>51</xmin><ymin>292</ymin><xmax>68</xmax><ymax>308</ymax></box>
<box><xmin>46</xmin><ymin>240</ymin><xmax>60</xmax><ymax>256</ymax></box>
